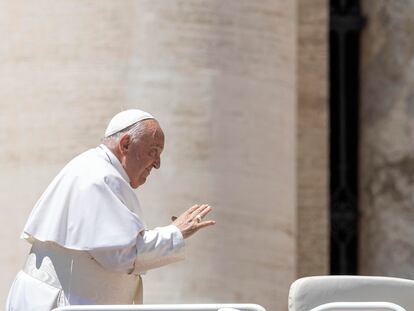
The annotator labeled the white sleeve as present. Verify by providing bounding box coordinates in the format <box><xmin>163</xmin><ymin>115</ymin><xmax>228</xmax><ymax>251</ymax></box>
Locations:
<box><xmin>133</xmin><ymin>225</ymin><xmax>185</xmax><ymax>274</ymax></box>
<box><xmin>89</xmin><ymin>225</ymin><xmax>185</xmax><ymax>274</ymax></box>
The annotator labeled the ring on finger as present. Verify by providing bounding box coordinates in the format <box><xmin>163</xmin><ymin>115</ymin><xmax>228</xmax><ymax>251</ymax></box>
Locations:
<box><xmin>195</xmin><ymin>215</ymin><xmax>202</xmax><ymax>223</ymax></box>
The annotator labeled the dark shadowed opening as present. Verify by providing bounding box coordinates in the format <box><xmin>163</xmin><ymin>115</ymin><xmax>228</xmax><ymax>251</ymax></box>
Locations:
<box><xmin>329</xmin><ymin>0</ymin><xmax>365</xmax><ymax>274</ymax></box>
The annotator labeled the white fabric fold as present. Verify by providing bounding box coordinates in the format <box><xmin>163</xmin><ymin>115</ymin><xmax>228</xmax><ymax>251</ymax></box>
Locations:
<box><xmin>22</xmin><ymin>145</ymin><xmax>146</xmax><ymax>251</ymax></box>
<box><xmin>134</xmin><ymin>225</ymin><xmax>185</xmax><ymax>273</ymax></box>
<box><xmin>90</xmin><ymin>225</ymin><xmax>185</xmax><ymax>274</ymax></box>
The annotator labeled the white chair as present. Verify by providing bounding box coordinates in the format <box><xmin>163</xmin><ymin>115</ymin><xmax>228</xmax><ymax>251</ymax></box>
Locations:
<box><xmin>288</xmin><ymin>275</ymin><xmax>414</xmax><ymax>311</ymax></box>
<box><xmin>52</xmin><ymin>303</ymin><xmax>266</xmax><ymax>311</ymax></box>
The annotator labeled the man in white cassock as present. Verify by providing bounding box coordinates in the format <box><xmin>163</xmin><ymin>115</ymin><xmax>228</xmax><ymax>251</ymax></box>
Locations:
<box><xmin>6</xmin><ymin>109</ymin><xmax>215</xmax><ymax>311</ymax></box>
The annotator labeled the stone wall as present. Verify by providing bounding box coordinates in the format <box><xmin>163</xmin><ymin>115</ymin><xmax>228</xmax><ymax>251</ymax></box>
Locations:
<box><xmin>360</xmin><ymin>0</ymin><xmax>414</xmax><ymax>277</ymax></box>
<box><xmin>0</xmin><ymin>1</ymin><xmax>328</xmax><ymax>310</ymax></box>
<box><xmin>296</xmin><ymin>0</ymin><xmax>329</xmax><ymax>277</ymax></box>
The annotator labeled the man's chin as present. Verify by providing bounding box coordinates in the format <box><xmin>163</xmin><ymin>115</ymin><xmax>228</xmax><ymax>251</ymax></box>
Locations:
<box><xmin>131</xmin><ymin>178</ymin><xmax>146</xmax><ymax>189</ymax></box>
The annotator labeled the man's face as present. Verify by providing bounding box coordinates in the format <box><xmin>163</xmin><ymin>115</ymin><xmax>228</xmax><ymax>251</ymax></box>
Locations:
<box><xmin>120</xmin><ymin>120</ymin><xmax>165</xmax><ymax>189</ymax></box>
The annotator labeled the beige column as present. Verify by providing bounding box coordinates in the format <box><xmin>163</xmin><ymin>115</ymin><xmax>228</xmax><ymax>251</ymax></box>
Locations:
<box><xmin>360</xmin><ymin>1</ymin><xmax>414</xmax><ymax>278</ymax></box>
<box><xmin>296</xmin><ymin>0</ymin><xmax>329</xmax><ymax>277</ymax></box>
<box><xmin>136</xmin><ymin>2</ymin><xmax>297</xmax><ymax>309</ymax></box>
<box><xmin>0</xmin><ymin>1</ymin><xmax>328</xmax><ymax>310</ymax></box>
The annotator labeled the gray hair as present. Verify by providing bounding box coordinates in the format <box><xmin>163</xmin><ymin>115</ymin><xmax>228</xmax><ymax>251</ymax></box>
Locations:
<box><xmin>102</xmin><ymin>120</ymin><xmax>149</xmax><ymax>147</ymax></box>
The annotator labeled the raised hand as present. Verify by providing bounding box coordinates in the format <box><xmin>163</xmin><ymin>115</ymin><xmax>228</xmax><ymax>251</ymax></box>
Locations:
<box><xmin>172</xmin><ymin>204</ymin><xmax>215</xmax><ymax>239</ymax></box>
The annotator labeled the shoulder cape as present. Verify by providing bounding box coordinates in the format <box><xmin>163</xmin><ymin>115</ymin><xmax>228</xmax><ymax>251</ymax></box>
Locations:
<box><xmin>22</xmin><ymin>147</ymin><xmax>146</xmax><ymax>251</ymax></box>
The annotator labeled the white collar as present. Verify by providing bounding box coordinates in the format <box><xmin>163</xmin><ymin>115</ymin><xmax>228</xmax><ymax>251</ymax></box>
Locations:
<box><xmin>98</xmin><ymin>144</ymin><xmax>131</xmax><ymax>184</ymax></box>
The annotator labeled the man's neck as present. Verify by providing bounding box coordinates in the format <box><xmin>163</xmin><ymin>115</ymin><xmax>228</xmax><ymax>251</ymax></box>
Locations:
<box><xmin>103</xmin><ymin>143</ymin><xmax>123</xmax><ymax>163</ymax></box>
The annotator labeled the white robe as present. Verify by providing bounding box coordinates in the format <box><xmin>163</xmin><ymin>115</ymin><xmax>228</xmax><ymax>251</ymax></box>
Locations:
<box><xmin>6</xmin><ymin>145</ymin><xmax>185</xmax><ymax>311</ymax></box>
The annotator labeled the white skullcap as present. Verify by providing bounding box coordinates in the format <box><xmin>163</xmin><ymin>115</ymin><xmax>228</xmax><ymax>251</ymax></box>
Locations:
<box><xmin>104</xmin><ymin>109</ymin><xmax>155</xmax><ymax>137</ymax></box>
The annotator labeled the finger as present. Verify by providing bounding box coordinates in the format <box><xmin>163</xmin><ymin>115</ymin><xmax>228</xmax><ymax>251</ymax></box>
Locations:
<box><xmin>198</xmin><ymin>206</ymin><xmax>212</xmax><ymax>219</ymax></box>
<box><xmin>190</xmin><ymin>204</ymin><xmax>207</xmax><ymax>216</ymax></box>
<box><xmin>190</xmin><ymin>204</ymin><xmax>209</xmax><ymax>218</ymax></box>
<box><xmin>186</xmin><ymin>205</ymin><xmax>200</xmax><ymax>215</ymax></box>
<box><xmin>195</xmin><ymin>220</ymin><xmax>216</xmax><ymax>229</ymax></box>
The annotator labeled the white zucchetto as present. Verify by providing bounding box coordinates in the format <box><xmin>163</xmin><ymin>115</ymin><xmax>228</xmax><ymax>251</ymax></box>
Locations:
<box><xmin>104</xmin><ymin>109</ymin><xmax>155</xmax><ymax>137</ymax></box>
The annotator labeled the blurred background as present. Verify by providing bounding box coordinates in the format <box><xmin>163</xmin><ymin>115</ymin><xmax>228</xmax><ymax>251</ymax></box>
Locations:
<box><xmin>0</xmin><ymin>0</ymin><xmax>412</xmax><ymax>310</ymax></box>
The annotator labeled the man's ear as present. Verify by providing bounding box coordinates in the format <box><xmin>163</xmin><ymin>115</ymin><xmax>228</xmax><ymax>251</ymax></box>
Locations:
<box><xmin>118</xmin><ymin>133</ymin><xmax>131</xmax><ymax>155</ymax></box>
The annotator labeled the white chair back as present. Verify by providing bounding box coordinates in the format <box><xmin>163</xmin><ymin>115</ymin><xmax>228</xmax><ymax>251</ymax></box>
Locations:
<box><xmin>309</xmin><ymin>302</ymin><xmax>406</xmax><ymax>311</ymax></box>
<box><xmin>52</xmin><ymin>303</ymin><xmax>266</xmax><ymax>311</ymax></box>
<box><xmin>288</xmin><ymin>276</ymin><xmax>414</xmax><ymax>311</ymax></box>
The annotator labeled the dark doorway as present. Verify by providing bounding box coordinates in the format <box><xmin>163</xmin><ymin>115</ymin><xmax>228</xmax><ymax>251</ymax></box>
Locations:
<box><xmin>329</xmin><ymin>0</ymin><xmax>365</xmax><ymax>274</ymax></box>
